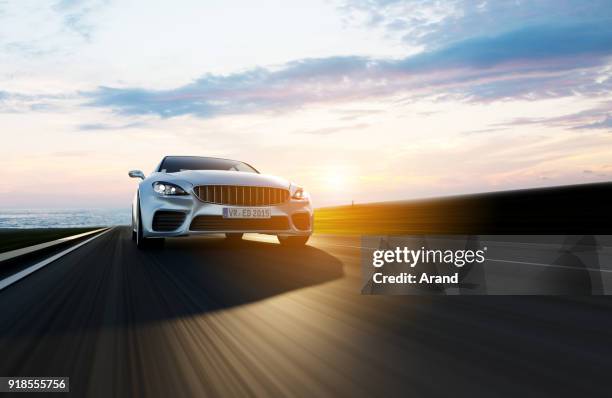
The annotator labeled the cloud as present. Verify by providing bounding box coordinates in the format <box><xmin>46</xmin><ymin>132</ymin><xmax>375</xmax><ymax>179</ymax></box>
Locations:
<box><xmin>496</xmin><ymin>101</ymin><xmax>612</xmax><ymax>132</ymax></box>
<box><xmin>78</xmin><ymin>121</ymin><xmax>146</xmax><ymax>131</ymax></box>
<box><xmin>573</xmin><ymin>116</ymin><xmax>612</xmax><ymax>131</ymax></box>
<box><xmin>84</xmin><ymin>22</ymin><xmax>612</xmax><ymax>119</ymax></box>
<box><xmin>295</xmin><ymin>123</ymin><xmax>370</xmax><ymax>135</ymax></box>
<box><xmin>338</xmin><ymin>0</ymin><xmax>612</xmax><ymax>49</ymax></box>
<box><xmin>0</xmin><ymin>90</ymin><xmax>69</xmax><ymax>113</ymax></box>
<box><xmin>583</xmin><ymin>169</ymin><xmax>609</xmax><ymax>178</ymax></box>
<box><xmin>52</xmin><ymin>0</ymin><xmax>108</xmax><ymax>41</ymax></box>
<box><xmin>394</xmin><ymin>23</ymin><xmax>612</xmax><ymax>70</ymax></box>
<box><xmin>0</xmin><ymin>0</ymin><xmax>106</xmax><ymax>57</ymax></box>
<box><xmin>460</xmin><ymin>127</ymin><xmax>508</xmax><ymax>136</ymax></box>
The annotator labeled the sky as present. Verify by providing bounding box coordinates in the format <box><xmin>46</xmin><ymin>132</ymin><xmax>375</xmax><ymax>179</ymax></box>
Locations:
<box><xmin>1</xmin><ymin>0</ymin><xmax>611</xmax><ymax>208</ymax></box>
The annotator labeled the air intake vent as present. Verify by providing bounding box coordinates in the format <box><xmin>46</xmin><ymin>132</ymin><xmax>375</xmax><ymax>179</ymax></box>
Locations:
<box><xmin>190</xmin><ymin>215</ymin><xmax>290</xmax><ymax>231</ymax></box>
<box><xmin>291</xmin><ymin>212</ymin><xmax>311</xmax><ymax>230</ymax></box>
<box><xmin>194</xmin><ymin>185</ymin><xmax>289</xmax><ymax>206</ymax></box>
<box><xmin>152</xmin><ymin>211</ymin><xmax>186</xmax><ymax>231</ymax></box>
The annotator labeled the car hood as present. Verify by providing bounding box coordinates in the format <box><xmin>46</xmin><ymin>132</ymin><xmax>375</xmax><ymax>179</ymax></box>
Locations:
<box><xmin>154</xmin><ymin>170</ymin><xmax>291</xmax><ymax>190</ymax></box>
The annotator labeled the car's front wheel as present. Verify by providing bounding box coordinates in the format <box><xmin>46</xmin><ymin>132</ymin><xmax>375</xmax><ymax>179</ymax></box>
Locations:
<box><xmin>135</xmin><ymin>203</ymin><xmax>165</xmax><ymax>249</ymax></box>
<box><xmin>277</xmin><ymin>235</ymin><xmax>310</xmax><ymax>246</ymax></box>
<box><xmin>136</xmin><ymin>202</ymin><xmax>164</xmax><ymax>249</ymax></box>
<box><xmin>131</xmin><ymin>210</ymin><xmax>137</xmax><ymax>241</ymax></box>
<box><xmin>135</xmin><ymin>205</ymin><xmax>148</xmax><ymax>249</ymax></box>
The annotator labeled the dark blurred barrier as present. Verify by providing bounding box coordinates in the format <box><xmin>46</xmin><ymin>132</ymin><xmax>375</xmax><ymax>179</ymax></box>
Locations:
<box><xmin>314</xmin><ymin>182</ymin><xmax>612</xmax><ymax>234</ymax></box>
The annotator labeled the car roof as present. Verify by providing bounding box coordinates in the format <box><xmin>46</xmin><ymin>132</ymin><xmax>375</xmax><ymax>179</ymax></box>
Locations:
<box><xmin>162</xmin><ymin>155</ymin><xmax>243</xmax><ymax>163</ymax></box>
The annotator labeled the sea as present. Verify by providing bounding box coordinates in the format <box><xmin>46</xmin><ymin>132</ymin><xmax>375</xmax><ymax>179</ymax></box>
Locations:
<box><xmin>0</xmin><ymin>209</ymin><xmax>132</xmax><ymax>229</ymax></box>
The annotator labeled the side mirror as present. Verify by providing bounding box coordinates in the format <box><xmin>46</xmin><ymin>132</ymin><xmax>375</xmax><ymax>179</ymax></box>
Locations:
<box><xmin>128</xmin><ymin>170</ymin><xmax>145</xmax><ymax>180</ymax></box>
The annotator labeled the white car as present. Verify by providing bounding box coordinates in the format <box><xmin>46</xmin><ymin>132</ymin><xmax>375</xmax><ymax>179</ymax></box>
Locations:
<box><xmin>129</xmin><ymin>156</ymin><xmax>313</xmax><ymax>248</ymax></box>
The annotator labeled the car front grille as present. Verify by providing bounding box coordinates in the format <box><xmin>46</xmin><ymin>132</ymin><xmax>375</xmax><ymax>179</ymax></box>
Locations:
<box><xmin>190</xmin><ymin>215</ymin><xmax>290</xmax><ymax>231</ymax></box>
<box><xmin>193</xmin><ymin>185</ymin><xmax>290</xmax><ymax>206</ymax></box>
<box><xmin>152</xmin><ymin>211</ymin><xmax>186</xmax><ymax>231</ymax></box>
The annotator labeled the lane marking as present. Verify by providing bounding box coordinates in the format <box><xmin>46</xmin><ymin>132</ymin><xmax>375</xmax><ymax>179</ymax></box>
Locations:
<box><xmin>0</xmin><ymin>227</ymin><xmax>110</xmax><ymax>262</ymax></box>
<box><xmin>0</xmin><ymin>227</ymin><xmax>114</xmax><ymax>291</ymax></box>
<box><xmin>487</xmin><ymin>258</ymin><xmax>612</xmax><ymax>274</ymax></box>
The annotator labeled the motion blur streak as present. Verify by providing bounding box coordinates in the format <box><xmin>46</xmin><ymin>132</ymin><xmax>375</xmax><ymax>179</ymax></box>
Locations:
<box><xmin>0</xmin><ymin>228</ymin><xmax>611</xmax><ymax>397</ymax></box>
<box><xmin>314</xmin><ymin>182</ymin><xmax>612</xmax><ymax>235</ymax></box>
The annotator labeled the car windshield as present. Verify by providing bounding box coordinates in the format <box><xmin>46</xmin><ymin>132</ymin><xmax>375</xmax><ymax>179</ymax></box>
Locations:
<box><xmin>159</xmin><ymin>156</ymin><xmax>259</xmax><ymax>173</ymax></box>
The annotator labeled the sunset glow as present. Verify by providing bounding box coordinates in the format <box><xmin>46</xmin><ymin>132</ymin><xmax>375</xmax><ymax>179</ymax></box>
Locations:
<box><xmin>1</xmin><ymin>1</ymin><xmax>611</xmax><ymax>209</ymax></box>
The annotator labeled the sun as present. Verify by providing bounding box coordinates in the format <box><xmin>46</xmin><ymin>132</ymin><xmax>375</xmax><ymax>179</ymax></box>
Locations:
<box><xmin>323</xmin><ymin>168</ymin><xmax>349</xmax><ymax>190</ymax></box>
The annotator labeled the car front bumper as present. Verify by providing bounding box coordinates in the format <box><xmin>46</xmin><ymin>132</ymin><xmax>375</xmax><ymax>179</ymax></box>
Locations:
<box><xmin>139</xmin><ymin>190</ymin><xmax>313</xmax><ymax>237</ymax></box>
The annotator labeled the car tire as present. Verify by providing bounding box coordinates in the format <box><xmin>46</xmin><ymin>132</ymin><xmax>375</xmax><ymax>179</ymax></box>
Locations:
<box><xmin>131</xmin><ymin>210</ymin><xmax>137</xmax><ymax>241</ymax></box>
<box><xmin>225</xmin><ymin>233</ymin><xmax>243</xmax><ymax>241</ymax></box>
<box><xmin>136</xmin><ymin>202</ymin><xmax>150</xmax><ymax>249</ymax></box>
<box><xmin>277</xmin><ymin>235</ymin><xmax>310</xmax><ymax>246</ymax></box>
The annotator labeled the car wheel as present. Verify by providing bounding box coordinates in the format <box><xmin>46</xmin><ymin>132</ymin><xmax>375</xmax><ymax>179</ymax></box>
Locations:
<box><xmin>225</xmin><ymin>233</ymin><xmax>243</xmax><ymax>241</ymax></box>
<box><xmin>136</xmin><ymin>203</ymin><xmax>149</xmax><ymax>249</ymax></box>
<box><xmin>277</xmin><ymin>235</ymin><xmax>310</xmax><ymax>246</ymax></box>
<box><xmin>131</xmin><ymin>210</ymin><xmax>137</xmax><ymax>241</ymax></box>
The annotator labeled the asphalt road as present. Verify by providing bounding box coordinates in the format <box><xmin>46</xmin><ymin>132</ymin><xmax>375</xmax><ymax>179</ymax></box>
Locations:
<box><xmin>1</xmin><ymin>227</ymin><xmax>612</xmax><ymax>397</ymax></box>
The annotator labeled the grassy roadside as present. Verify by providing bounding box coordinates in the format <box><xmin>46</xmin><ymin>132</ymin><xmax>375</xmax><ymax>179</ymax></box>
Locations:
<box><xmin>0</xmin><ymin>228</ymin><xmax>100</xmax><ymax>254</ymax></box>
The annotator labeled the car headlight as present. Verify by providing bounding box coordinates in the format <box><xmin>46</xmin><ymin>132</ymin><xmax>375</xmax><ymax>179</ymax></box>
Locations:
<box><xmin>152</xmin><ymin>181</ymin><xmax>188</xmax><ymax>196</ymax></box>
<box><xmin>291</xmin><ymin>184</ymin><xmax>310</xmax><ymax>200</ymax></box>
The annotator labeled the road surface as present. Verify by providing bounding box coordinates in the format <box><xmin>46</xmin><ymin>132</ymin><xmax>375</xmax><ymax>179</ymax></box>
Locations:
<box><xmin>1</xmin><ymin>227</ymin><xmax>611</xmax><ymax>397</ymax></box>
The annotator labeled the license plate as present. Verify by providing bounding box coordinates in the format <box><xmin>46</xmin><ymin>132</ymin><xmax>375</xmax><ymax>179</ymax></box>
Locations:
<box><xmin>223</xmin><ymin>207</ymin><xmax>271</xmax><ymax>219</ymax></box>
